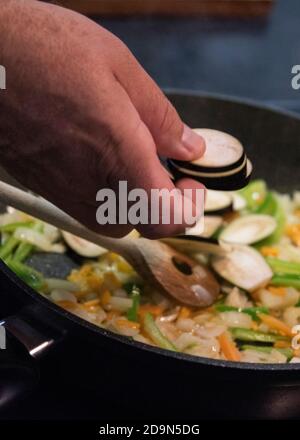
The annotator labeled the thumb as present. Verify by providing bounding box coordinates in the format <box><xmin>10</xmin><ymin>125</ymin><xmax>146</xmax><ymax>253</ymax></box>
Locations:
<box><xmin>113</xmin><ymin>49</ymin><xmax>206</xmax><ymax>161</ymax></box>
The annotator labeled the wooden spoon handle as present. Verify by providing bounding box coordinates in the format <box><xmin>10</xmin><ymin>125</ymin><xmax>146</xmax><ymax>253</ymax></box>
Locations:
<box><xmin>0</xmin><ymin>180</ymin><xmax>133</xmax><ymax>257</ymax></box>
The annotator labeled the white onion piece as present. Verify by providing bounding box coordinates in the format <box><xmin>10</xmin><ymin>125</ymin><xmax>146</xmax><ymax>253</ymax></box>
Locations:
<box><xmin>0</xmin><ymin>211</ymin><xmax>28</xmax><ymax>226</ymax></box>
<box><xmin>14</xmin><ymin>227</ymin><xmax>53</xmax><ymax>251</ymax></box>
<box><xmin>283</xmin><ymin>307</ymin><xmax>300</xmax><ymax>327</ymax></box>
<box><xmin>109</xmin><ymin>297</ymin><xmax>133</xmax><ymax>312</ymax></box>
<box><xmin>220</xmin><ymin>311</ymin><xmax>252</xmax><ymax>328</ymax></box>
<box><xmin>43</xmin><ymin>223</ymin><xmax>60</xmax><ymax>242</ymax></box>
<box><xmin>258</xmin><ymin>287</ymin><xmax>299</xmax><ymax>310</ymax></box>
<box><xmin>220</xmin><ymin>214</ymin><xmax>277</xmax><ymax>245</ymax></box>
<box><xmin>62</xmin><ymin>231</ymin><xmax>107</xmax><ymax>258</ymax></box>
<box><xmin>45</xmin><ymin>278</ymin><xmax>79</xmax><ymax>292</ymax></box>
<box><xmin>49</xmin><ymin>243</ymin><xmax>66</xmax><ymax>254</ymax></box>
<box><xmin>225</xmin><ymin>287</ymin><xmax>252</xmax><ymax>308</ymax></box>
<box><xmin>212</xmin><ymin>244</ymin><xmax>273</xmax><ymax>291</ymax></box>
<box><xmin>50</xmin><ymin>289</ymin><xmax>77</xmax><ymax>303</ymax></box>
<box><xmin>241</xmin><ymin>349</ymin><xmax>287</xmax><ymax>364</ymax></box>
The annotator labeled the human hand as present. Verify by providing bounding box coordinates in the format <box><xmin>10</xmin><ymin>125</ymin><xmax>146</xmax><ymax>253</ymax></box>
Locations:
<box><xmin>0</xmin><ymin>0</ymin><xmax>205</xmax><ymax>238</ymax></box>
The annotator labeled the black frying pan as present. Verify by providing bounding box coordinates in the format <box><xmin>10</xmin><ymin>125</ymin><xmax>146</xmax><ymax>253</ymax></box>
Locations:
<box><xmin>1</xmin><ymin>91</ymin><xmax>300</xmax><ymax>420</ymax></box>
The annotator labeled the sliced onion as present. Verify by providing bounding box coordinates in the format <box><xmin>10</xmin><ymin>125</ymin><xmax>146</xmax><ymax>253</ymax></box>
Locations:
<box><xmin>50</xmin><ymin>289</ymin><xmax>77</xmax><ymax>303</ymax></box>
<box><xmin>220</xmin><ymin>311</ymin><xmax>252</xmax><ymax>328</ymax></box>
<box><xmin>283</xmin><ymin>306</ymin><xmax>300</xmax><ymax>327</ymax></box>
<box><xmin>45</xmin><ymin>278</ymin><xmax>79</xmax><ymax>292</ymax></box>
<box><xmin>258</xmin><ymin>287</ymin><xmax>299</xmax><ymax>310</ymax></box>
<box><xmin>220</xmin><ymin>214</ymin><xmax>277</xmax><ymax>245</ymax></box>
<box><xmin>14</xmin><ymin>227</ymin><xmax>52</xmax><ymax>251</ymax></box>
<box><xmin>109</xmin><ymin>296</ymin><xmax>133</xmax><ymax>312</ymax></box>
<box><xmin>212</xmin><ymin>243</ymin><xmax>273</xmax><ymax>291</ymax></box>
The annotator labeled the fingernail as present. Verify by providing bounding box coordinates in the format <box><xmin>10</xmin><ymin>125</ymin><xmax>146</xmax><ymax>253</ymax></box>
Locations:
<box><xmin>182</xmin><ymin>124</ymin><xmax>206</xmax><ymax>158</ymax></box>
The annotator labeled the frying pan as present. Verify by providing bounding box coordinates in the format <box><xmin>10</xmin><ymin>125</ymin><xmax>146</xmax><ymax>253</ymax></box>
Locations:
<box><xmin>1</xmin><ymin>91</ymin><xmax>300</xmax><ymax>420</ymax></box>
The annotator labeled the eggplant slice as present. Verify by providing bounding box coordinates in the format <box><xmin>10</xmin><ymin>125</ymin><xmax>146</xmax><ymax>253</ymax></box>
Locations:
<box><xmin>205</xmin><ymin>190</ymin><xmax>233</xmax><ymax>215</ymax></box>
<box><xmin>220</xmin><ymin>214</ymin><xmax>277</xmax><ymax>245</ymax></box>
<box><xmin>168</xmin><ymin>129</ymin><xmax>252</xmax><ymax>191</ymax></box>
<box><xmin>212</xmin><ymin>243</ymin><xmax>273</xmax><ymax>291</ymax></box>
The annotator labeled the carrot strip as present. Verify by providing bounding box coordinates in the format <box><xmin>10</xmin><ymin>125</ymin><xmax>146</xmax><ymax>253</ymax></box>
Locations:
<box><xmin>274</xmin><ymin>340</ymin><xmax>291</xmax><ymax>348</ymax></box>
<box><xmin>138</xmin><ymin>304</ymin><xmax>163</xmax><ymax>320</ymax></box>
<box><xmin>178</xmin><ymin>306</ymin><xmax>192</xmax><ymax>319</ymax></box>
<box><xmin>267</xmin><ymin>286</ymin><xmax>287</xmax><ymax>297</ymax></box>
<box><xmin>55</xmin><ymin>300</ymin><xmax>77</xmax><ymax>309</ymax></box>
<box><xmin>83</xmin><ymin>298</ymin><xmax>100</xmax><ymax>307</ymax></box>
<box><xmin>100</xmin><ymin>290</ymin><xmax>111</xmax><ymax>306</ymax></box>
<box><xmin>115</xmin><ymin>318</ymin><xmax>140</xmax><ymax>330</ymax></box>
<box><xmin>218</xmin><ymin>331</ymin><xmax>241</xmax><ymax>362</ymax></box>
<box><xmin>260</xmin><ymin>247</ymin><xmax>279</xmax><ymax>257</ymax></box>
<box><xmin>258</xmin><ymin>313</ymin><xmax>293</xmax><ymax>338</ymax></box>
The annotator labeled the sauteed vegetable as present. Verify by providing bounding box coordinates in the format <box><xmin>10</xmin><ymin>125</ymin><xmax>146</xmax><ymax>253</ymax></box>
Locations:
<box><xmin>1</xmin><ymin>180</ymin><xmax>300</xmax><ymax>364</ymax></box>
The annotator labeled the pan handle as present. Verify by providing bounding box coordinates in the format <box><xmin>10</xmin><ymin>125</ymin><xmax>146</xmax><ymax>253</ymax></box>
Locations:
<box><xmin>0</xmin><ymin>309</ymin><xmax>62</xmax><ymax>407</ymax></box>
<box><xmin>0</xmin><ymin>327</ymin><xmax>39</xmax><ymax>407</ymax></box>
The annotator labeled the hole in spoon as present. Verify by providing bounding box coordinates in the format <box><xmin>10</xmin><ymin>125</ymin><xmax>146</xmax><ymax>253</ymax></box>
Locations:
<box><xmin>171</xmin><ymin>257</ymin><xmax>193</xmax><ymax>275</ymax></box>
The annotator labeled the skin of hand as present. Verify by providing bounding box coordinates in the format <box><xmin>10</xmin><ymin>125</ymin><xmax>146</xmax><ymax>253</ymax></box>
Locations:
<box><xmin>0</xmin><ymin>0</ymin><xmax>206</xmax><ymax>238</ymax></box>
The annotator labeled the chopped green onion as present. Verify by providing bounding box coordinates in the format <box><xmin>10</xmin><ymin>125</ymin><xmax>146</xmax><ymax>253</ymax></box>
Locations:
<box><xmin>126</xmin><ymin>286</ymin><xmax>141</xmax><ymax>322</ymax></box>
<box><xmin>215</xmin><ymin>305</ymin><xmax>237</xmax><ymax>313</ymax></box>
<box><xmin>13</xmin><ymin>242</ymin><xmax>34</xmax><ymax>263</ymax></box>
<box><xmin>143</xmin><ymin>313</ymin><xmax>177</xmax><ymax>351</ymax></box>
<box><xmin>0</xmin><ymin>236</ymin><xmax>19</xmax><ymax>260</ymax></box>
<box><xmin>241</xmin><ymin>345</ymin><xmax>293</xmax><ymax>360</ymax></box>
<box><xmin>123</xmin><ymin>281</ymin><xmax>143</xmax><ymax>295</ymax></box>
<box><xmin>271</xmin><ymin>274</ymin><xmax>300</xmax><ymax>289</ymax></box>
<box><xmin>0</xmin><ymin>221</ymin><xmax>34</xmax><ymax>233</ymax></box>
<box><xmin>13</xmin><ymin>222</ymin><xmax>43</xmax><ymax>263</ymax></box>
<box><xmin>242</xmin><ymin>307</ymin><xmax>270</xmax><ymax>321</ymax></box>
<box><xmin>255</xmin><ymin>192</ymin><xmax>277</xmax><ymax>215</ymax></box>
<box><xmin>257</xmin><ymin>194</ymin><xmax>286</xmax><ymax>246</ymax></box>
<box><xmin>215</xmin><ymin>305</ymin><xmax>269</xmax><ymax>321</ymax></box>
<box><xmin>266</xmin><ymin>257</ymin><xmax>300</xmax><ymax>276</ymax></box>
<box><xmin>230</xmin><ymin>327</ymin><xmax>289</xmax><ymax>343</ymax></box>
<box><xmin>6</xmin><ymin>260</ymin><xmax>45</xmax><ymax>291</ymax></box>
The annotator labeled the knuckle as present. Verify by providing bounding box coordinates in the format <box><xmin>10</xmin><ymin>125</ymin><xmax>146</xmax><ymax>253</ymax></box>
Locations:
<box><xmin>157</xmin><ymin>98</ymin><xmax>182</xmax><ymax>138</ymax></box>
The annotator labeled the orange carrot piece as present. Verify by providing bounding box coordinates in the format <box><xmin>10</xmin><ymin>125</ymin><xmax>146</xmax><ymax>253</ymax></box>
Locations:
<box><xmin>260</xmin><ymin>247</ymin><xmax>279</xmax><ymax>257</ymax></box>
<box><xmin>258</xmin><ymin>313</ymin><xmax>293</xmax><ymax>337</ymax></box>
<box><xmin>82</xmin><ymin>298</ymin><xmax>101</xmax><ymax>309</ymax></box>
<box><xmin>55</xmin><ymin>300</ymin><xmax>77</xmax><ymax>309</ymax></box>
<box><xmin>138</xmin><ymin>304</ymin><xmax>163</xmax><ymax>320</ymax></box>
<box><xmin>267</xmin><ymin>286</ymin><xmax>287</xmax><ymax>297</ymax></box>
<box><xmin>100</xmin><ymin>290</ymin><xmax>111</xmax><ymax>306</ymax></box>
<box><xmin>178</xmin><ymin>306</ymin><xmax>192</xmax><ymax>319</ymax></box>
<box><xmin>274</xmin><ymin>340</ymin><xmax>291</xmax><ymax>348</ymax></box>
<box><xmin>218</xmin><ymin>331</ymin><xmax>241</xmax><ymax>362</ymax></box>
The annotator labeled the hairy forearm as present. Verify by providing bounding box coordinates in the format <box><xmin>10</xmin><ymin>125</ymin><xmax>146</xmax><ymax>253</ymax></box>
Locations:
<box><xmin>0</xmin><ymin>1</ymin><xmax>101</xmax><ymax>159</ymax></box>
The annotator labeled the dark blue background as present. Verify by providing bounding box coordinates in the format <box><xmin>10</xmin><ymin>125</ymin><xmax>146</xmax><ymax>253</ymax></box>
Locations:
<box><xmin>99</xmin><ymin>0</ymin><xmax>300</xmax><ymax>108</ymax></box>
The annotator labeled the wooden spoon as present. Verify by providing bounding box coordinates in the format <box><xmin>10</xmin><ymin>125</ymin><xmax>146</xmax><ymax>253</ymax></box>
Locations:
<box><xmin>0</xmin><ymin>180</ymin><xmax>220</xmax><ymax>307</ymax></box>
